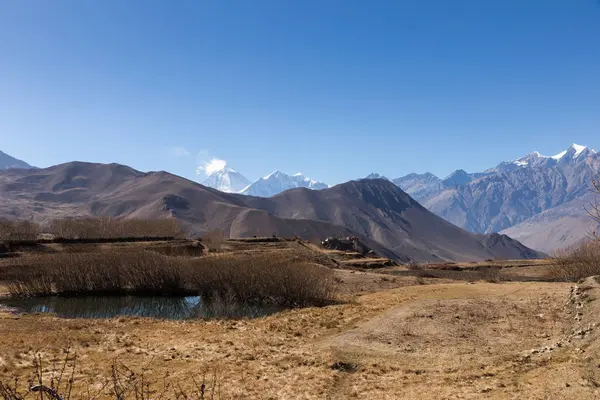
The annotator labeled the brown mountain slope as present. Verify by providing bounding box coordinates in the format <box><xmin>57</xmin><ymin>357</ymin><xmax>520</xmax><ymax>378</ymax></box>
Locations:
<box><xmin>0</xmin><ymin>162</ymin><xmax>398</xmax><ymax>260</ymax></box>
<box><xmin>0</xmin><ymin>163</ymin><xmax>544</xmax><ymax>262</ymax></box>
<box><xmin>240</xmin><ymin>179</ymin><xmax>545</xmax><ymax>262</ymax></box>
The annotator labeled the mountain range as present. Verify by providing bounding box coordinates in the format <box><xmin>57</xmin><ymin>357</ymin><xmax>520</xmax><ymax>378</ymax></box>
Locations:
<box><xmin>1</xmin><ymin>143</ymin><xmax>598</xmax><ymax>254</ymax></box>
<box><xmin>202</xmin><ymin>166</ymin><xmax>328</xmax><ymax>197</ymax></box>
<box><xmin>394</xmin><ymin>144</ymin><xmax>599</xmax><ymax>253</ymax></box>
<box><xmin>0</xmin><ymin>161</ymin><xmax>543</xmax><ymax>262</ymax></box>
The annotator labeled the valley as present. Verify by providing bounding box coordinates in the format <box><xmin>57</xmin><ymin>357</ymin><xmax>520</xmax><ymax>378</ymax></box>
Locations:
<box><xmin>0</xmin><ymin>149</ymin><xmax>598</xmax><ymax>399</ymax></box>
<box><xmin>1</xmin><ymin>238</ymin><xmax>598</xmax><ymax>399</ymax></box>
<box><xmin>2</xmin><ymin>3</ymin><xmax>599</xmax><ymax>398</ymax></box>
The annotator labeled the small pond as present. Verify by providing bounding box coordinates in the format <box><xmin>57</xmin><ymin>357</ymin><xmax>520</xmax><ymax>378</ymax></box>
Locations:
<box><xmin>0</xmin><ymin>296</ymin><xmax>282</xmax><ymax>320</ymax></box>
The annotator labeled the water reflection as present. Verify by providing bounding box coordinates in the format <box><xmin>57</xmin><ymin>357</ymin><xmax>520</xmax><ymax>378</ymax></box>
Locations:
<box><xmin>0</xmin><ymin>296</ymin><xmax>281</xmax><ymax>320</ymax></box>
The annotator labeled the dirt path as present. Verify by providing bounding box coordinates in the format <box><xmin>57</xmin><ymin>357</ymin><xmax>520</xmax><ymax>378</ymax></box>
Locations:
<box><xmin>317</xmin><ymin>282</ymin><xmax>597</xmax><ymax>399</ymax></box>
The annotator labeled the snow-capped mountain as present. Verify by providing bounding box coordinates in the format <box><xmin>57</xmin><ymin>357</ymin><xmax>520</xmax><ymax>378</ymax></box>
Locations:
<box><xmin>389</xmin><ymin>143</ymin><xmax>599</xmax><ymax>253</ymax></box>
<box><xmin>490</xmin><ymin>143</ymin><xmax>597</xmax><ymax>173</ymax></box>
<box><xmin>0</xmin><ymin>150</ymin><xmax>32</xmax><ymax>170</ymax></box>
<box><xmin>241</xmin><ymin>171</ymin><xmax>328</xmax><ymax>197</ymax></box>
<box><xmin>202</xmin><ymin>166</ymin><xmax>251</xmax><ymax>193</ymax></box>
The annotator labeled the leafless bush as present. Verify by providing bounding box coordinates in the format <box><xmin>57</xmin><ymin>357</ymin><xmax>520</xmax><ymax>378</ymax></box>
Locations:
<box><xmin>6</xmin><ymin>250</ymin><xmax>189</xmax><ymax>297</ymax></box>
<box><xmin>548</xmin><ymin>241</ymin><xmax>600</xmax><ymax>282</ymax></box>
<box><xmin>480</xmin><ymin>266</ymin><xmax>502</xmax><ymax>283</ymax></box>
<box><xmin>203</xmin><ymin>230</ymin><xmax>224</xmax><ymax>252</ymax></box>
<box><xmin>189</xmin><ymin>254</ymin><xmax>337</xmax><ymax>307</ymax></box>
<box><xmin>45</xmin><ymin>217</ymin><xmax>184</xmax><ymax>240</ymax></box>
<box><xmin>586</xmin><ymin>178</ymin><xmax>600</xmax><ymax>241</ymax></box>
<box><xmin>0</xmin><ymin>219</ymin><xmax>40</xmax><ymax>241</ymax></box>
<box><xmin>407</xmin><ymin>262</ymin><xmax>424</xmax><ymax>271</ymax></box>
<box><xmin>6</xmin><ymin>251</ymin><xmax>337</xmax><ymax>307</ymax></box>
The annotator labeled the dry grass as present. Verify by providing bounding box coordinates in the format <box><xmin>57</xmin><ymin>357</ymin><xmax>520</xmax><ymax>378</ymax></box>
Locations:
<box><xmin>0</xmin><ymin>350</ymin><xmax>226</xmax><ymax>400</ymax></box>
<box><xmin>548</xmin><ymin>241</ymin><xmax>600</xmax><ymax>281</ymax></box>
<box><xmin>1</xmin><ymin>281</ymin><xmax>585</xmax><ymax>399</ymax></box>
<box><xmin>4</xmin><ymin>250</ymin><xmax>336</xmax><ymax>308</ymax></box>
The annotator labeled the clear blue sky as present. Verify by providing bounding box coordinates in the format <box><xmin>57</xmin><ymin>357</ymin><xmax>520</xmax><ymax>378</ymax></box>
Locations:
<box><xmin>1</xmin><ymin>0</ymin><xmax>599</xmax><ymax>184</ymax></box>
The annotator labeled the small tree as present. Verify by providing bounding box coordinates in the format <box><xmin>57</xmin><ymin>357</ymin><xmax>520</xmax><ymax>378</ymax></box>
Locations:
<box><xmin>586</xmin><ymin>179</ymin><xmax>600</xmax><ymax>242</ymax></box>
<box><xmin>204</xmin><ymin>229</ymin><xmax>225</xmax><ymax>252</ymax></box>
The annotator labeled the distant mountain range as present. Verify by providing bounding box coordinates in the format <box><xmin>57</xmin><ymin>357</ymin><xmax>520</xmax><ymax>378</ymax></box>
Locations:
<box><xmin>202</xmin><ymin>165</ymin><xmax>328</xmax><ymax>197</ymax></box>
<box><xmin>0</xmin><ymin>161</ymin><xmax>544</xmax><ymax>262</ymax></box>
<box><xmin>380</xmin><ymin>144</ymin><xmax>600</xmax><ymax>253</ymax></box>
<box><xmin>2</xmin><ymin>143</ymin><xmax>598</xmax><ymax>253</ymax></box>
<box><xmin>240</xmin><ymin>171</ymin><xmax>328</xmax><ymax>197</ymax></box>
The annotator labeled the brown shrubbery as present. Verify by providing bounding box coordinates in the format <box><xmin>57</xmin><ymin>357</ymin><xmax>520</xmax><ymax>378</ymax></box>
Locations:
<box><xmin>46</xmin><ymin>217</ymin><xmax>184</xmax><ymax>239</ymax></box>
<box><xmin>0</xmin><ymin>220</ymin><xmax>40</xmax><ymax>241</ymax></box>
<box><xmin>190</xmin><ymin>254</ymin><xmax>336</xmax><ymax>307</ymax></box>
<box><xmin>0</xmin><ymin>217</ymin><xmax>185</xmax><ymax>241</ymax></box>
<box><xmin>6</xmin><ymin>251</ymin><xmax>336</xmax><ymax>307</ymax></box>
<box><xmin>548</xmin><ymin>241</ymin><xmax>600</xmax><ymax>282</ymax></box>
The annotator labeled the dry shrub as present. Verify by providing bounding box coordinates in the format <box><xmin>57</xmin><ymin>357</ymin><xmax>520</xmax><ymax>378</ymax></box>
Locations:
<box><xmin>46</xmin><ymin>217</ymin><xmax>184</xmax><ymax>239</ymax></box>
<box><xmin>203</xmin><ymin>229</ymin><xmax>225</xmax><ymax>251</ymax></box>
<box><xmin>6</xmin><ymin>251</ymin><xmax>190</xmax><ymax>297</ymax></box>
<box><xmin>480</xmin><ymin>266</ymin><xmax>501</xmax><ymax>283</ymax></box>
<box><xmin>6</xmin><ymin>251</ymin><xmax>337</xmax><ymax>308</ymax></box>
<box><xmin>190</xmin><ymin>254</ymin><xmax>336</xmax><ymax>307</ymax></box>
<box><xmin>0</xmin><ymin>219</ymin><xmax>40</xmax><ymax>241</ymax></box>
<box><xmin>548</xmin><ymin>241</ymin><xmax>600</xmax><ymax>282</ymax></box>
<box><xmin>407</xmin><ymin>262</ymin><xmax>424</xmax><ymax>271</ymax></box>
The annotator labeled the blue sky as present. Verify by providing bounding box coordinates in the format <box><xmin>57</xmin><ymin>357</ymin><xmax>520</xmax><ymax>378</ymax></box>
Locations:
<box><xmin>1</xmin><ymin>0</ymin><xmax>599</xmax><ymax>184</ymax></box>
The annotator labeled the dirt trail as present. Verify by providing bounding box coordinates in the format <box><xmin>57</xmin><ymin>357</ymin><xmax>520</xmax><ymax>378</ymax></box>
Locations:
<box><xmin>317</xmin><ymin>282</ymin><xmax>599</xmax><ymax>399</ymax></box>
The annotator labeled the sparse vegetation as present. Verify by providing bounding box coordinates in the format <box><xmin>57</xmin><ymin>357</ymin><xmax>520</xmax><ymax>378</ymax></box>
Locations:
<box><xmin>548</xmin><ymin>241</ymin><xmax>600</xmax><ymax>282</ymax></box>
<box><xmin>5</xmin><ymin>250</ymin><xmax>336</xmax><ymax>307</ymax></box>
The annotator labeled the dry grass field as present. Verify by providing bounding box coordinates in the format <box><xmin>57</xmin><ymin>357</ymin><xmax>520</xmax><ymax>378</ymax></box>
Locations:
<box><xmin>1</xmin><ymin>239</ymin><xmax>599</xmax><ymax>399</ymax></box>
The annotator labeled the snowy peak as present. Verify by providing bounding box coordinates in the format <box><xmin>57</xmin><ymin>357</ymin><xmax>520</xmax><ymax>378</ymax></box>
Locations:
<box><xmin>491</xmin><ymin>143</ymin><xmax>597</xmax><ymax>173</ymax></box>
<box><xmin>241</xmin><ymin>171</ymin><xmax>328</xmax><ymax>197</ymax></box>
<box><xmin>508</xmin><ymin>151</ymin><xmax>549</xmax><ymax>169</ymax></box>
<box><xmin>558</xmin><ymin>143</ymin><xmax>595</xmax><ymax>160</ymax></box>
<box><xmin>263</xmin><ymin>170</ymin><xmax>284</xmax><ymax>180</ymax></box>
<box><xmin>0</xmin><ymin>150</ymin><xmax>32</xmax><ymax>170</ymax></box>
<box><xmin>202</xmin><ymin>164</ymin><xmax>251</xmax><ymax>193</ymax></box>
